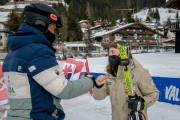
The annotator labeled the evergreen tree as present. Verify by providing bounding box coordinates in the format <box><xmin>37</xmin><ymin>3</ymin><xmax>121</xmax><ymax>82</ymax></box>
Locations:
<box><xmin>147</xmin><ymin>8</ymin><xmax>153</xmax><ymax>22</ymax></box>
<box><xmin>7</xmin><ymin>9</ymin><xmax>22</xmax><ymax>32</ymax></box>
<box><xmin>85</xmin><ymin>1</ymin><xmax>95</xmax><ymax>24</ymax></box>
<box><xmin>126</xmin><ymin>11</ymin><xmax>135</xmax><ymax>23</ymax></box>
<box><xmin>0</xmin><ymin>0</ymin><xmax>9</xmax><ymax>5</ymax></box>
<box><xmin>67</xmin><ymin>15</ymin><xmax>83</xmax><ymax>41</ymax></box>
<box><xmin>64</xmin><ymin>0</ymin><xmax>166</xmax><ymax>24</ymax></box>
<box><xmin>55</xmin><ymin>18</ymin><xmax>68</xmax><ymax>43</ymax></box>
<box><xmin>155</xmin><ymin>8</ymin><xmax>160</xmax><ymax>22</ymax></box>
<box><xmin>64</xmin><ymin>0</ymin><xmax>72</xmax><ymax>4</ymax></box>
<box><xmin>60</xmin><ymin>19</ymin><xmax>68</xmax><ymax>42</ymax></box>
<box><xmin>68</xmin><ymin>1</ymin><xmax>77</xmax><ymax>18</ymax></box>
<box><xmin>52</xmin><ymin>3</ymin><xmax>67</xmax><ymax>17</ymax></box>
<box><xmin>167</xmin><ymin>17</ymin><xmax>171</xmax><ymax>27</ymax></box>
<box><xmin>146</xmin><ymin>16</ymin><xmax>151</xmax><ymax>22</ymax></box>
<box><xmin>52</xmin><ymin>3</ymin><xmax>68</xmax><ymax>43</ymax></box>
<box><xmin>135</xmin><ymin>16</ymin><xmax>139</xmax><ymax>22</ymax></box>
<box><xmin>84</xmin><ymin>26</ymin><xmax>93</xmax><ymax>53</ymax></box>
<box><xmin>176</xmin><ymin>11</ymin><xmax>179</xmax><ymax>20</ymax></box>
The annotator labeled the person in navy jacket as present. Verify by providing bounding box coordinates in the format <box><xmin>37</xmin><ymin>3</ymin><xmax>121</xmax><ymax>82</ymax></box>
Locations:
<box><xmin>2</xmin><ymin>3</ymin><xmax>105</xmax><ymax>120</ymax></box>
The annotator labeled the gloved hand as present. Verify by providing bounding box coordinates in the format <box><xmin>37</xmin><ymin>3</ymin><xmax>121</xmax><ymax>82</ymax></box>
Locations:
<box><xmin>85</xmin><ymin>74</ymin><xmax>105</xmax><ymax>88</ymax></box>
<box><xmin>128</xmin><ymin>95</ymin><xmax>145</xmax><ymax>111</ymax></box>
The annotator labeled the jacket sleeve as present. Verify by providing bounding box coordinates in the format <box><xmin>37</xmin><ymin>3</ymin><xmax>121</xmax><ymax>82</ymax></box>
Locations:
<box><xmin>92</xmin><ymin>80</ymin><xmax>109</xmax><ymax>100</ymax></box>
<box><xmin>138</xmin><ymin>69</ymin><xmax>159</xmax><ymax>108</ymax></box>
<box><xmin>27</xmin><ymin>51</ymin><xmax>93</xmax><ymax>99</ymax></box>
<box><xmin>56</xmin><ymin>77</ymin><xmax>93</xmax><ymax>99</ymax></box>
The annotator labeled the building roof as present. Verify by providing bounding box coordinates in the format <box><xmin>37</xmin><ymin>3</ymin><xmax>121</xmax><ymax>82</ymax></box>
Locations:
<box><xmin>90</xmin><ymin>25</ymin><xmax>102</xmax><ymax>30</ymax></box>
<box><xmin>92</xmin><ymin>22</ymin><xmax>165</xmax><ymax>38</ymax></box>
<box><xmin>162</xmin><ymin>38</ymin><xmax>175</xmax><ymax>43</ymax></box>
<box><xmin>65</xmin><ymin>42</ymin><xmax>101</xmax><ymax>48</ymax></box>
<box><xmin>105</xmin><ymin>23</ymin><xmax>134</xmax><ymax>35</ymax></box>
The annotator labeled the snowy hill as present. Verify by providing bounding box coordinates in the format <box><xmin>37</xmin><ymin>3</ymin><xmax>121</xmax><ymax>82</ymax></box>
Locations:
<box><xmin>1</xmin><ymin>2</ymin><xmax>180</xmax><ymax>24</ymax></box>
<box><xmin>133</xmin><ymin>7</ymin><xmax>180</xmax><ymax>25</ymax></box>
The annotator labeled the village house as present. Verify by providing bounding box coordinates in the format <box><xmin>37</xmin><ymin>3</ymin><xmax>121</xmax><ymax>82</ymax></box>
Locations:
<box><xmin>165</xmin><ymin>0</ymin><xmax>180</xmax><ymax>53</ymax></box>
<box><xmin>91</xmin><ymin>22</ymin><xmax>165</xmax><ymax>53</ymax></box>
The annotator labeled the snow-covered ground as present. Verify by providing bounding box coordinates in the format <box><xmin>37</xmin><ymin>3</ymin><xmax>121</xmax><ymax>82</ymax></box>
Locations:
<box><xmin>62</xmin><ymin>94</ymin><xmax>180</xmax><ymax>120</ymax></box>
<box><xmin>61</xmin><ymin>50</ymin><xmax>180</xmax><ymax>120</ymax></box>
<box><xmin>88</xmin><ymin>50</ymin><xmax>180</xmax><ymax>78</ymax></box>
<box><xmin>0</xmin><ymin>50</ymin><xmax>180</xmax><ymax>120</ymax></box>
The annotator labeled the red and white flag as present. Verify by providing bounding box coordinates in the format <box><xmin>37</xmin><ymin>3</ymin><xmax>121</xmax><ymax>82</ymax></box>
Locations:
<box><xmin>60</xmin><ymin>58</ymin><xmax>89</xmax><ymax>80</ymax></box>
<box><xmin>58</xmin><ymin>58</ymin><xmax>90</xmax><ymax>80</ymax></box>
<box><xmin>0</xmin><ymin>64</ymin><xmax>8</xmax><ymax>106</ymax></box>
<box><xmin>58</xmin><ymin>58</ymin><xmax>92</xmax><ymax>95</ymax></box>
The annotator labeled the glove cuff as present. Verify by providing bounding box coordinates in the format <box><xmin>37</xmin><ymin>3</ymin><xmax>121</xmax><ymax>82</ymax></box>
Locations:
<box><xmin>94</xmin><ymin>82</ymin><xmax>104</xmax><ymax>88</ymax></box>
<box><xmin>86</xmin><ymin>75</ymin><xmax>104</xmax><ymax>89</ymax></box>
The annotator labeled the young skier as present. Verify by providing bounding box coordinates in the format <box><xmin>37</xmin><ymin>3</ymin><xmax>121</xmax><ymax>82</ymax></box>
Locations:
<box><xmin>93</xmin><ymin>41</ymin><xmax>159</xmax><ymax>120</ymax></box>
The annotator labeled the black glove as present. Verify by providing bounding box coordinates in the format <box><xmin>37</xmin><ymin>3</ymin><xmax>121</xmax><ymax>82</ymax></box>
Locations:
<box><xmin>85</xmin><ymin>74</ymin><xmax>103</xmax><ymax>88</ymax></box>
<box><xmin>128</xmin><ymin>95</ymin><xmax>145</xmax><ymax>111</ymax></box>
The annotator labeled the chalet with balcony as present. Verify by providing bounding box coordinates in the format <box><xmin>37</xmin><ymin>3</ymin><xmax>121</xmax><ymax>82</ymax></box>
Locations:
<box><xmin>92</xmin><ymin>22</ymin><xmax>165</xmax><ymax>52</ymax></box>
<box><xmin>166</xmin><ymin>0</ymin><xmax>180</xmax><ymax>53</ymax></box>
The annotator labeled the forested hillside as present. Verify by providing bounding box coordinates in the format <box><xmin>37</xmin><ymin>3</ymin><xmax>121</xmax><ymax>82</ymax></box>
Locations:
<box><xmin>3</xmin><ymin>0</ymin><xmax>167</xmax><ymax>42</ymax></box>
<box><xmin>65</xmin><ymin>0</ymin><xmax>166</xmax><ymax>23</ymax></box>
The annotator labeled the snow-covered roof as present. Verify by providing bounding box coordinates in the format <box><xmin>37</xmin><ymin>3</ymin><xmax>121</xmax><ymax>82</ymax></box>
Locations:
<box><xmin>79</xmin><ymin>20</ymin><xmax>88</xmax><ymax>24</ymax></box>
<box><xmin>93</xmin><ymin>30</ymin><xmax>106</xmax><ymax>38</ymax></box>
<box><xmin>162</xmin><ymin>38</ymin><xmax>175</xmax><ymax>43</ymax></box>
<box><xmin>90</xmin><ymin>25</ymin><xmax>101</xmax><ymax>30</ymax></box>
<box><xmin>104</xmin><ymin>23</ymin><xmax>133</xmax><ymax>35</ymax></box>
<box><xmin>92</xmin><ymin>23</ymin><xmax>137</xmax><ymax>38</ymax></box>
<box><xmin>64</xmin><ymin>42</ymin><xmax>101</xmax><ymax>48</ymax></box>
<box><xmin>66</xmin><ymin>42</ymin><xmax>86</xmax><ymax>47</ymax></box>
<box><xmin>81</xmin><ymin>28</ymin><xmax>86</xmax><ymax>33</ymax></box>
<box><xmin>91</xmin><ymin>22</ymin><xmax>164</xmax><ymax>39</ymax></box>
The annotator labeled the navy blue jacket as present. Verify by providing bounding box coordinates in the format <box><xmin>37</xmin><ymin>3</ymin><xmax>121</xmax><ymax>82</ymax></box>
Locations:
<box><xmin>2</xmin><ymin>23</ymin><xmax>93</xmax><ymax>120</ymax></box>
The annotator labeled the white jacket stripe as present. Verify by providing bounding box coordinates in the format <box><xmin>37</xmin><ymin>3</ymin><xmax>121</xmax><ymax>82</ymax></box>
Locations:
<box><xmin>4</xmin><ymin>72</ymin><xmax>31</xmax><ymax>99</ymax></box>
<box><xmin>33</xmin><ymin>65</ymin><xmax>68</xmax><ymax>96</ymax></box>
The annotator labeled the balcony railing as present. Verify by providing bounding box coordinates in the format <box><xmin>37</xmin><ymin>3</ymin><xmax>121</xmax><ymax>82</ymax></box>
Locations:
<box><xmin>123</xmin><ymin>37</ymin><xmax>155</xmax><ymax>40</ymax></box>
<box><xmin>169</xmin><ymin>21</ymin><xmax>180</xmax><ymax>32</ymax></box>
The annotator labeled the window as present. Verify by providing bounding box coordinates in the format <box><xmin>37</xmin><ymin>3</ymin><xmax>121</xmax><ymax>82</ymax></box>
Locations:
<box><xmin>72</xmin><ymin>47</ymin><xmax>77</xmax><ymax>51</ymax></box>
<box><xmin>0</xmin><ymin>33</ymin><xmax>2</xmax><ymax>40</ymax></box>
<box><xmin>79</xmin><ymin>47</ymin><xmax>83</xmax><ymax>52</ymax></box>
<box><xmin>93</xmin><ymin>46</ymin><xmax>96</xmax><ymax>51</ymax></box>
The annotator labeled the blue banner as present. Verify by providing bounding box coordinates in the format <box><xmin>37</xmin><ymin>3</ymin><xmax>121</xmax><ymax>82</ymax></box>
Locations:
<box><xmin>153</xmin><ymin>77</ymin><xmax>180</xmax><ymax>105</ymax></box>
